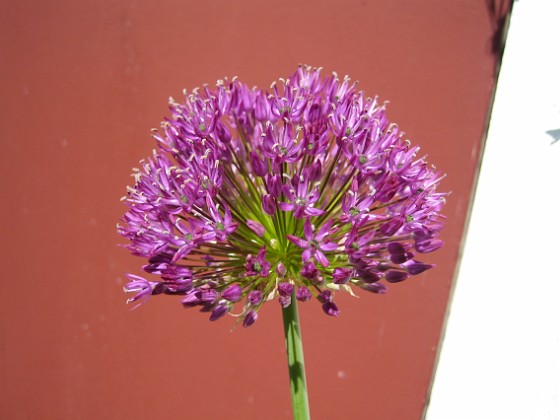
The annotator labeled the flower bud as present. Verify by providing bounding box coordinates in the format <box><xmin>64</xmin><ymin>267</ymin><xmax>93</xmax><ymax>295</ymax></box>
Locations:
<box><xmin>246</xmin><ymin>220</ymin><xmax>266</xmax><ymax>237</ymax></box>
<box><xmin>200</xmin><ymin>289</ymin><xmax>218</xmax><ymax>303</ymax></box>
<box><xmin>215</xmin><ymin>121</ymin><xmax>232</xmax><ymax>143</ymax></box>
<box><xmin>261</xmin><ymin>194</ymin><xmax>276</xmax><ymax>215</ymax></box>
<box><xmin>360</xmin><ymin>282</ymin><xmax>388</xmax><ymax>294</ymax></box>
<box><xmin>332</xmin><ymin>267</ymin><xmax>353</xmax><ymax>284</ymax></box>
<box><xmin>415</xmin><ymin>239</ymin><xmax>443</xmax><ymax>253</ymax></box>
<box><xmin>276</xmin><ymin>262</ymin><xmax>287</xmax><ymax>278</ymax></box>
<box><xmin>209</xmin><ymin>304</ymin><xmax>229</xmax><ymax>321</ymax></box>
<box><xmin>405</xmin><ymin>262</ymin><xmax>434</xmax><ymax>275</ymax></box>
<box><xmin>322</xmin><ymin>301</ymin><xmax>340</xmax><ymax>317</ymax></box>
<box><xmin>317</xmin><ymin>290</ymin><xmax>333</xmax><ymax>303</ymax></box>
<box><xmin>296</xmin><ymin>286</ymin><xmax>312</xmax><ymax>302</ymax></box>
<box><xmin>379</xmin><ymin>217</ymin><xmax>404</xmax><ymax>236</ymax></box>
<box><xmin>385</xmin><ymin>270</ymin><xmax>409</xmax><ymax>283</ymax></box>
<box><xmin>301</xmin><ymin>261</ymin><xmax>319</xmax><ymax>281</ymax></box>
<box><xmin>278</xmin><ymin>282</ymin><xmax>294</xmax><ymax>297</ymax></box>
<box><xmin>243</xmin><ymin>310</ymin><xmax>258</xmax><ymax>327</ymax></box>
<box><xmin>182</xmin><ymin>290</ymin><xmax>202</xmax><ymax>307</ymax></box>
<box><xmin>222</xmin><ymin>284</ymin><xmax>242</xmax><ymax>302</ymax></box>
<box><xmin>250</xmin><ymin>152</ymin><xmax>267</xmax><ymax>177</ymax></box>
<box><xmin>279</xmin><ymin>295</ymin><xmax>292</xmax><ymax>308</ymax></box>
<box><xmin>267</xmin><ymin>174</ymin><xmax>282</xmax><ymax>198</ymax></box>
<box><xmin>248</xmin><ymin>290</ymin><xmax>263</xmax><ymax>306</ymax></box>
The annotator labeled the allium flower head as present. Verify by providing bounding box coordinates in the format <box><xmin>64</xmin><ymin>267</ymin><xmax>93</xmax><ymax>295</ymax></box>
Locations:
<box><xmin>118</xmin><ymin>66</ymin><xmax>447</xmax><ymax>327</ymax></box>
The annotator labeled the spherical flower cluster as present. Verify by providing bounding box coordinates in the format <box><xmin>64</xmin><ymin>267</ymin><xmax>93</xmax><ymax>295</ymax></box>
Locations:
<box><xmin>118</xmin><ymin>66</ymin><xmax>446</xmax><ymax>327</ymax></box>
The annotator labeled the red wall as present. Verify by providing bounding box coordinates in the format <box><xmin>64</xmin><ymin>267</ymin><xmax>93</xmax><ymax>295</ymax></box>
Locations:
<box><xmin>0</xmin><ymin>1</ymin><xmax>507</xmax><ymax>419</ymax></box>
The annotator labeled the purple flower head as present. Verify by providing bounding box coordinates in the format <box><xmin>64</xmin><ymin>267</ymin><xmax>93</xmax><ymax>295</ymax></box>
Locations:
<box><xmin>119</xmin><ymin>66</ymin><xmax>447</xmax><ymax>327</ymax></box>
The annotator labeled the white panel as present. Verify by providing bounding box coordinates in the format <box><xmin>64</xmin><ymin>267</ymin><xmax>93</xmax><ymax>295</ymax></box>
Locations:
<box><xmin>426</xmin><ymin>1</ymin><xmax>560</xmax><ymax>419</ymax></box>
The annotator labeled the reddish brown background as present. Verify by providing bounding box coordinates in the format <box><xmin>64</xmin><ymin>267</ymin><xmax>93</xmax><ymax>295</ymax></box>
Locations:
<box><xmin>0</xmin><ymin>1</ymin><xmax>508</xmax><ymax>419</ymax></box>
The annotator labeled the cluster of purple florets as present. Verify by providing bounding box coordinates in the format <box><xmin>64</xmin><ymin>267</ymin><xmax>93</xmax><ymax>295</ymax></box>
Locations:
<box><xmin>118</xmin><ymin>66</ymin><xmax>446</xmax><ymax>327</ymax></box>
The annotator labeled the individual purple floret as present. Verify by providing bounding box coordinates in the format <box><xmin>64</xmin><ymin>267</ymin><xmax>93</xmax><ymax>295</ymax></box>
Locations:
<box><xmin>118</xmin><ymin>65</ymin><xmax>447</xmax><ymax>327</ymax></box>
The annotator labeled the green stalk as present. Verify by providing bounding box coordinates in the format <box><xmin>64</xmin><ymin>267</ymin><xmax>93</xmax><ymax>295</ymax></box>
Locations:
<box><xmin>282</xmin><ymin>292</ymin><xmax>311</xmax><ymax>420</ymax></box>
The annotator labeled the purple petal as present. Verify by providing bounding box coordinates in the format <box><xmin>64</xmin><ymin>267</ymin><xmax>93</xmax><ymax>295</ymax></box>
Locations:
<box><xmin>278</xmin><ymin>201</ymin><xmax>295</xmax><ymax>212</ymax></box>
<box><xmin>302</xmin><ymin>249</ymin><xmax>312</xmax><ymax>262</ymax></box>
<box><xmin>320</xmin><ymin>242</ymin><xmax>338</xmax><ymax>252</ymax></box>
<box><xmin>304</xmin><ymin>207</ymin><xmax>325</xmax><ymax>216</ymax></box>
<box><xmin>303</xmin><ymin>219</ymin><xmax>314</xmax><ymax>240</ymax></box>
<box><xmin>315</xmin><ymin>250</ymin><xmax>330</xmax><ymax>267</ymax></box>
<box><xmin>385</xmin><ymin>270</ymin><xmax>409</xmax><ymax>283</ymax></box>
<box><xmin>171</xmin><ymin>244</ymin><xmax>194</xmax><ymax>263</ymax></box>
<box><xmin>287</xmin><ymin>234</ymin><xmax>308</xmax><ymax>249</ymax></box>
<box><xmin>316</xmin><ymin>220</ymin><xmax>334</xmax><ymax>239</ymax></box>
<box><xmin>247</xmin><ymin>220</ymin><xmax>265</xmax><ymax>237</ymax></box>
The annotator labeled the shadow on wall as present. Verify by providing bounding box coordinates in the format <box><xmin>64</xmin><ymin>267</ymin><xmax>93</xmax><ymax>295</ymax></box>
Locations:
<box><xmin>486</xmin><ymin>0</ymin><xmax>514</xmax><ymax>68</ymax></box>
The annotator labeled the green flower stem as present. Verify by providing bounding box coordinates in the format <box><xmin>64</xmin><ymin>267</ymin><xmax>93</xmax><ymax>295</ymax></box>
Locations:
<box><xmin>282</xmin><ymin>292</ymin><xmax>311</xmax><ymax>420</ymax></box>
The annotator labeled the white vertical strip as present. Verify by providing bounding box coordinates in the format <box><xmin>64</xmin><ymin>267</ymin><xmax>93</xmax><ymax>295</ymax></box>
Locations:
<box><xmin>426</xmin><ymin>1</ymin><xmax>560</xmax><ymax>419</ymax></box>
